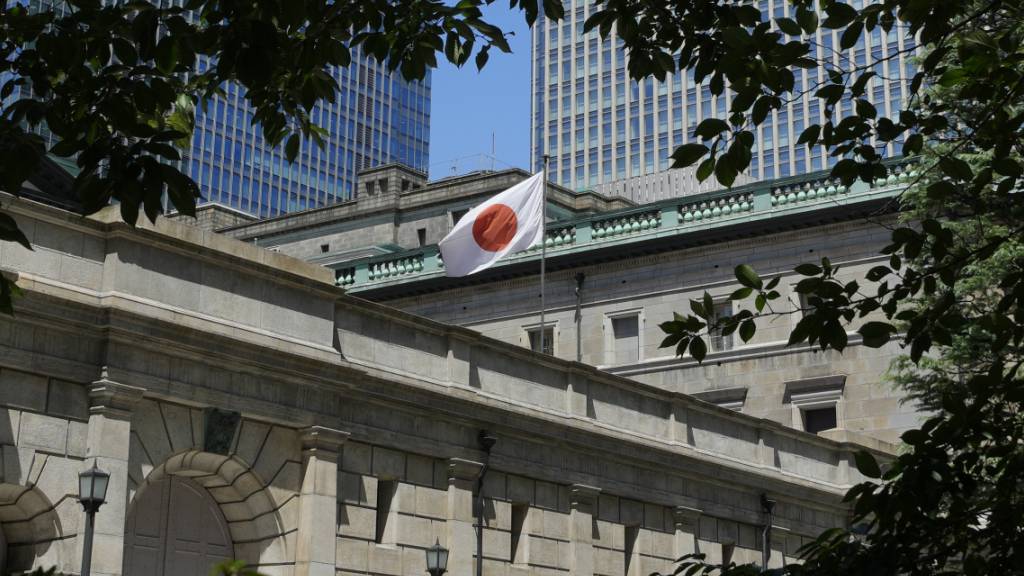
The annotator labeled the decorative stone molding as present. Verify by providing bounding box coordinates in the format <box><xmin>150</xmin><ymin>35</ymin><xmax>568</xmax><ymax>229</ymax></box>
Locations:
<box><xmin>570</xmin><ymin>484</ymin><xmax>601</xmax><ymax>507</ymax></box>
<box><xmin>673</xmin><ymin>505</ymin><xmax>702</xmax><ymax>527</ymax></box>
<box><xmin>88</xmin><ymin>375</ymin><xmax>145</xmax><ymax>419</ymax></box>
<box><xmin>299</xmin><ymin>425</ymin><xmax>350</xmax><ymax>454</ymax></box>
<box><xmin>447</xmin><ymin>457</ymin><xmax>484</xmax><ymax>481</ymax></box>
<box><xmin>692</xmin><ymin>387</ymin><xmax>748</xmax><ymax>411</ymax></box>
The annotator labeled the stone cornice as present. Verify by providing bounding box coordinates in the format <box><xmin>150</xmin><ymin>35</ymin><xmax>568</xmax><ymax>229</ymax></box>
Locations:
<box><xmin>300</xmin><ymin>425</ymin><xmax>350</xmax><ymax>453</ymax></box>
<box><xmin>448</xmin><ymin>458</ymin><xmax>484</xmax><ymax>480</ymax></box>
<box><xmin>89</xmin><ymin>375</ymin><xmax>145</xmax><ymax>418</ymax></box>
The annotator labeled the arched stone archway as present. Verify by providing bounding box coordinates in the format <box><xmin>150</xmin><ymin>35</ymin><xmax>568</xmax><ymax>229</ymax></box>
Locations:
<box><xmin>124</xmin><ymin>476</ymin><xmax>232</xmax><ymax>576</ymax></box>
<box><xmin>127</xmin><ymin>449</ymin><xmax>290</xmax><ymax>570</ymax></box>
<box><xmin>0</xmin><ymin>483</ymin><xmax>65</xmax><ymax>573</ymax></box>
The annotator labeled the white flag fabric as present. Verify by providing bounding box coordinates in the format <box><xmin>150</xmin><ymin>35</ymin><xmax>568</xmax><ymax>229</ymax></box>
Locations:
<box><xmin>439</xmin><ymin>172</ymin><xmax>545</xmax><ymax>277</ymax></box>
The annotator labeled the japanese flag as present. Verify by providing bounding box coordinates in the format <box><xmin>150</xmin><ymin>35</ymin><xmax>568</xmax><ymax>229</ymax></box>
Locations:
<box><xmin>439</xmin><ymin>172</ymin><xmax>545</xmax><ymax>277</ymax></box>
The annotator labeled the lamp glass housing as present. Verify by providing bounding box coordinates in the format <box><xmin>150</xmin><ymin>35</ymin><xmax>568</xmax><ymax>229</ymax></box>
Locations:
<box><xmin>425</xmin><ymin>539</ymin><xmax>448</xmax><ymax>576</ymax></box>
<box><xmin>78</xmin><ymin>461</ymin><xmax>110</xmax><ymax>508</ymax></box>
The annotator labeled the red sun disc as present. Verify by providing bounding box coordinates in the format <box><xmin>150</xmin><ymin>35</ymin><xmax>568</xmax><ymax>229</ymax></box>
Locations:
<box><xmin>472</xmin><ymin>204</ymin><xmax>518</xmax><ymax>252</ymax></box>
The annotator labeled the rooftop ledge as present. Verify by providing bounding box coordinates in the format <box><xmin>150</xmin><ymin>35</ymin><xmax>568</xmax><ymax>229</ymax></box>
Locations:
<box><xmin>334</xmin><ymin>159</ymin><xmax>916</xmax><ymax>292</ymax></box>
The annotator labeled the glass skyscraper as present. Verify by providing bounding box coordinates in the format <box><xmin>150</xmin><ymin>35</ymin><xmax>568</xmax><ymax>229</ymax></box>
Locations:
<box><xmin>11</xmin><ymin>0</ymin><xmax>431</xmax><ymax>219</ymax></box>
<box><xmin>189</xmin><ymin>53</ymin><xmax>430</xmax><ymax>218</ymax></box>
<box><xmin>531</xmin><ymin>0</ymin><xmax>915</xmax><ymax>190</ymax></box>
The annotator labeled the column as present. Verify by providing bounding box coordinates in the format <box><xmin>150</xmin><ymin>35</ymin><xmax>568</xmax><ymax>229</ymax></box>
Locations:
<box><xmin>672</xmin><ymin>506</ymin><xmax>702</xmax><ymax>558</ymax></box>
<box><xmin>83</xmin><ymin>376</ymin><xmax>145</xmax><ymax>576</ymax></box>
<box><xmin>447</xmin><ymin>458</ymin><xmax>484</xmax><ymax>576</ymax></box>
<box><xmin>295</xmin><ymin>426</ymin><xmax>350</xmax><ymax>576</ymax></box>
<box><xmin>569</xmin><ymin>484</ymin><xmax>600</xmax><ymax>576</ymax></box>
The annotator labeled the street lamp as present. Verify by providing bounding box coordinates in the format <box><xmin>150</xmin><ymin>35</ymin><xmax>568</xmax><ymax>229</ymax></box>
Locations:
<box><xmin>425</xmin><ymin>538</ymin><xmax>449</xmax><ymax>576</ymax></box>
<box><xmin>78</xmin><ymin>460</ymin><xmax>110</xmax><ymax>576</ymax></box>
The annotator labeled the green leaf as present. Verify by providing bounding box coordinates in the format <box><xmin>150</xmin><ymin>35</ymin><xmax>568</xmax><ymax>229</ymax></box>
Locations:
<box><xmin>688</xmin><ymin>337</ymin><xmax>707</xmax><ymax>362</ymax></box>
<box><xmin>739</xmin><ymin>319</ymin><xmax>755</xmax><ymax>342</ymax></box>
<box><xmin>693</xmin><ymin>118</ymin><xmax>729</xmax><ymax>140</ymax></box>
<box><xmin>285</xmin><ymin>134</ymin><xmax>300</xmax><ymax>163</ymax></box>
<box><xmin>695</xmin><ymin>158</ymin><xmax>714</xmax><ymax>182</ymax></box>
<box><xmin>858</xmin><ymin>321</ymin><xmax>895</xmax><ymax>348</ymax></box>
<box><xmin>775</xmin><ymin>17</ymin><xmax>802</xmax><ymax>36</ymax></box>
<box><xmin>735</xmin><ymin>264</ymin><xmax>762</xmax><ymax>289</ymax></box>
<box><xmin>854</xmin><ymin>450</ymin><xmax>881</xmax><ymax>478</ymax></box>
<box><xmin>939</xmin><ymin>156</ymin><xmax>973</xmax><ymax>181</ymax></box>
<box><xmin>670</xmin><ymin>143</ymin><xmax>709</xmax><ymax>168</ymax></box>
<box><xmin>795</xmin><ymin>263</ymin><xmax>822</xmax><ymax>276</ymax></box>
<box><xmin>822</xmin><ymin>2</ymin><xmax>857</xmax><ymax>29</ymax></box>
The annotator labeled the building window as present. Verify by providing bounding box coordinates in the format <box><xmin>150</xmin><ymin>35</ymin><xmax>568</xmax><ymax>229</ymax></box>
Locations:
<box><xmin>709</xmin><ymin>301</ymin><xmax>733</xmax><ymax>352</ymax></box>
<box><xmin>527</xmin><ymin>326</ymin><xmax>554</xmax><ymax>355</ymax></box>
<box><xmin>451</xmin><ymin>209</ymin><xmax>469</xmax><ymax>227</ymax></box>
<box><xmin>417</xmin><ymin>228</ymin><xmax>427</xmax><ymax>247</ymax></box>
<box><xmin>375</xmin><ymin>479</ymin><xmax>398</xmax><ymax>544</ymax></box>
<box><xmin>611</xmin><ymin>314</ymin><xmax>640</xmax><ymax>365</ymax></box>
<box><xmin>320</xmin><ymin>243</ymin><xmax>330</xmax><ymax>253</ymax></box>
<box><xmin>785</xmin><ymin>375</ymin><xmax>846</xmax><ymax>435</ymax></box>
<box><xmin>802</xmin><ymin>405</ymin><xmax>838</xmax><ymax>434</ymax></box>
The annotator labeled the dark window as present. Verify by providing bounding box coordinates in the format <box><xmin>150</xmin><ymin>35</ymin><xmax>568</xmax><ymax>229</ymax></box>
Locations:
<box><xmin>320</xmin><ymin>243</ymin><xmax>330</xmax><ymax>253</ymax></box>
<box><xmin>528</xmin><ymin>327</ymin><xmax>554</xmax><ymax>355</ymax></box>
<box><xmin>452</xmin><ymin>209</ymin><xmax>469</xmax><ymax>225</ymax></box>
<box><xmin>612</xmin><ymin>315</ymin><xmax>640</xmax><ymax>364</ymax></box>
<box><xmin>417</xmin><ymin>228</ymin><xmax>427</xmax><ymax>247</ymax></box>
<box><xmin>803</xmin><ymin>406</ymin><xmax>838</xmax><ymax>434</ymax></box>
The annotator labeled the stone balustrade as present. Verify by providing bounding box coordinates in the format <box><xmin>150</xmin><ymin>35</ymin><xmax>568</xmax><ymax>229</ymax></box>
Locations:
<box><xmin>338</xmin><ymin>160</ymin><xmax>915</xmax><ymax>289</ymax></box>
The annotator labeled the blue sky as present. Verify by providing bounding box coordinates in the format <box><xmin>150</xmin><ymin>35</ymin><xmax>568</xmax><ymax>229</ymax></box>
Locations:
<box><xmin>427</xmin><ymin>7</ymin><xmax>531</xmax><ymax>178</ymax></box>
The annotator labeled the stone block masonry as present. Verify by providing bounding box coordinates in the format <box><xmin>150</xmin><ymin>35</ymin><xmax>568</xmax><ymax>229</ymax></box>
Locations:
<box><xmin>0</xmin><ymin>192</ymin><xmax>893</xmax><ymax>576</ymax></box>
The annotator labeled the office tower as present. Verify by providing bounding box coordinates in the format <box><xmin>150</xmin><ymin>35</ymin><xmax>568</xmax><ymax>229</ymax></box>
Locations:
<box><xmin>531</xmin><ymin>0</ymin><xmax>915</xmax><ymax>192</ymax></box>
<box><xmin>189</xmin><ymin>55</ymin><xmax>431</xmax><ymax>217</ymax></box>
<box><xmin>8</xmin><ymin>0</ymin><xmax>431</xmax><ymax>219</ymax></box>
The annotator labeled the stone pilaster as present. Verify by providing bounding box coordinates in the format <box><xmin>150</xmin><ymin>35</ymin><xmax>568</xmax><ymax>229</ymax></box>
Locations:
<box><xmin>295</xmin><ymin>426</ymin><xmax>350</xmax><ymax>576</ymax></box>
<box><xmin>447</xmin><ymin>458</ymin><xmax>484</xmax><ymax>576</ymax></box>
<box><xmin>673</xmin><ymin>505</ymin><xmax>702</xmax><ymax>558</ymax></box>
<box><xmin>569</xmin><ymin>484</ymin><xmax>600</xmax><ymax>576</ymax></box>
<box><xmin>83</xmin><ymin>376</ymin><xmax>145</xmax><ymax>576</ymax></box>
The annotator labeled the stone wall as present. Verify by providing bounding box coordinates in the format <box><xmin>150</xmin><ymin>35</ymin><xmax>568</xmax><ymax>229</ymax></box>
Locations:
<box><xmin>375</xmin><ymin>218</ymin><xmax>916</xmax><ymax>443</ymax></box>
<box><xmin>0</xmin><ymin>195</ymin><xmax>890</xmax><ymax>576</ymax></box>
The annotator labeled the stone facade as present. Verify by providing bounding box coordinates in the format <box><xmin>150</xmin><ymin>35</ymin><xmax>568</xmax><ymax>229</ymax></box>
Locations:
<box><xmin>372</xmin><ymin>218</ymin><xmax>915</xmax><ymax>444</ymax></box>
<box><xmin>0</xmin><ymin>193</ymin><xmax>888</xmax><ymax>576</ymax></box>
<box><xmin>213</xmin><ymin>167</ymin><xmax>633</xmax><ymax>266</ymax></box>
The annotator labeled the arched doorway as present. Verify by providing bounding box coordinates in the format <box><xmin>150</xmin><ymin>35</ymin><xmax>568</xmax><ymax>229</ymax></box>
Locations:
<box><xmin>124</xmin><ymin>476</ymin><xmax>233</xmax><ymax>576</ymax></box>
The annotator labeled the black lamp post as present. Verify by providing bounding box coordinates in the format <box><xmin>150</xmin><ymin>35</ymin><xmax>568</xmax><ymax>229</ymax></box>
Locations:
<box><xmin>78</xmin><ymin>460</ymin><xmax>110</xmax><ymax>576</ymax></box>
<box><xmin>425</xmin><ymin>538</ymin><xmax>449</xmax><ymax>576</ymax></box>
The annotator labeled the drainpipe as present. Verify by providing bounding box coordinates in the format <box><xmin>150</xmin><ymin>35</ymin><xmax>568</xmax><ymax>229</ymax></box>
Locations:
<box><xmin>761</xmin><ymin>493</ymin><xmax>776</xmax><ymax>570</ymax></box>
<box><xmin>574</xmin><ymin>272</ymin><xmax>586</xmax><ymax>362</ymax></box>
<box><xmin>476</xmin><ymin>431</ymin><xmax>497</xmax><ymax>576</ymax></box>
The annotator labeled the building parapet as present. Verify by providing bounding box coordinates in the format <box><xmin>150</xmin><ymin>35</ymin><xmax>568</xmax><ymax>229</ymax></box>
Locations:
<box><xmin>335</xmin><ymin>160</ymin><xmax>917</xmax><ymax>291</ymax></box>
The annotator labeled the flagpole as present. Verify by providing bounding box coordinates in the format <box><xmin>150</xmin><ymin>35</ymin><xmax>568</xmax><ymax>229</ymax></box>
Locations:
<box><xmin>540</xmin><ymin>154</ymin><xmax>549</xmax><ymax>355</ymax></box>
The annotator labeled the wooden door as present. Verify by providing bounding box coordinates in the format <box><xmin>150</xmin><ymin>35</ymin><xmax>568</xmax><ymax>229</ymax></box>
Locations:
<box><xmin>124</xmin><ymin>477</ymin><xmax>233</xmax><ymax>576</ymax></box>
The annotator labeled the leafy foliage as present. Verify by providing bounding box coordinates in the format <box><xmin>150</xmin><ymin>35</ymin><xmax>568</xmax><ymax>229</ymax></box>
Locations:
<box><xmin>0</xmin><ymin>0</ymin><xmax>555</xmax><ymax>311</ymax></box>
<box><xmin>646</xmin><ymin>1</ymin><xmax>1024</xmax><ymax>574</ymax></box>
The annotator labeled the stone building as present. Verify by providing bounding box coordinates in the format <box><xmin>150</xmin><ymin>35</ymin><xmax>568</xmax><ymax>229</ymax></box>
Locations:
<box><xmin>0</xmin><ymin>179</ymin><xmax>890</xmax><ymax>576</ymax></box>
<box><xmin>217</xmin><ymin>163</ymin><xmax>921</xmax><ymax>445</ymax></box>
